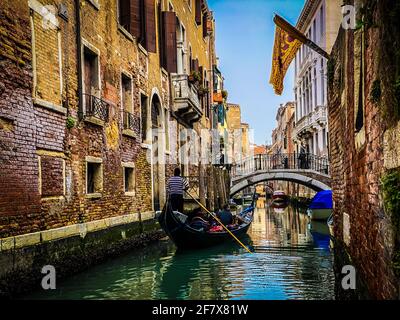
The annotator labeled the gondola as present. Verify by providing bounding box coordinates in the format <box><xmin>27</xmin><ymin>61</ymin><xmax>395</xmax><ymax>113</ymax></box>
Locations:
<box><xmin>158</xmin><ymin>196</ymin><xmax>255</xmax><ymax>250</ymax></box>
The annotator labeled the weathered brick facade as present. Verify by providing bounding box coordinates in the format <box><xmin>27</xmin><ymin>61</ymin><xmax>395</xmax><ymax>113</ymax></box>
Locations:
<box><xmin>328</xmin><ymin>0</ymin><xmax>400</xmax><ymax>299</ymax></box>
<box><xmin>0</xmin><ymin>0</ymin><xmax>226</xmax><ymax>239</ymax></box>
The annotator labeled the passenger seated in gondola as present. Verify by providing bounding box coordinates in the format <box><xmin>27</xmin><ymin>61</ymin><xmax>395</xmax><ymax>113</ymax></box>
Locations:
<box><xmin>188</xmin><ymin>208</ymin><xmax>211</xmax><ymax>231</ymax></box>
<box><xmin>217</xmin><ymin>204</ymin><xmax>233</xmax><ymax>226</ymax></box>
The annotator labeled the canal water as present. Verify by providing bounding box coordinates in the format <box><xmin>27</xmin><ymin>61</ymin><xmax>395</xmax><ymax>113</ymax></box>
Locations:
<box><xmin>25</xmin><ymin>199</ymin><xmax>335</xmax><ymax>300</ymax></box>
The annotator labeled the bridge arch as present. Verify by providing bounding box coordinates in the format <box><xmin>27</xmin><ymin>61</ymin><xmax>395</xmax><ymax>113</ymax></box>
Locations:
<box><xmin>230</xmin><ymin>171</ymin><xmax>331</xmax><ymax>196</ymax></box>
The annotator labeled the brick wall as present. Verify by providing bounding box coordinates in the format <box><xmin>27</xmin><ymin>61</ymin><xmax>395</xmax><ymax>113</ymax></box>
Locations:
<box><xmin>328</xmin><ymin>0</ymin><xmax>399</xmax><ymax>299</ymax></box>
<box><xmin>0</xmin><ymin>1</ymin><xmax>42</xmax><ymax>237</ymax></box>
<box><xmin>0</xmin><ymin>0</ymin><xmax>222</xmax><ymax>239</ymax></box>
<box><xmin>0</xmin><ymin>0</ymin><xmax>154</xmax><ymax>237</ymax></box>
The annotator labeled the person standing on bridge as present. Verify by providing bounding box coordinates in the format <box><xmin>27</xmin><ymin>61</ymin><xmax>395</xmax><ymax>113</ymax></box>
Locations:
<box><xmin>167</xmin><ymin>167</ymin><xmax>189</xmax><ymax>213</ymax></box>
<box><xmin>298</xmin><ymin>144</ymin><xmax>307</xmax><ymax>169</ymax></box>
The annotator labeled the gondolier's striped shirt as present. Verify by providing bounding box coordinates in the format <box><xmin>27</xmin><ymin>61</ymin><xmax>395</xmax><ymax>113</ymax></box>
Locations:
<box><xmin>167</xmin><ymin>176</ymin><xmax>189</xmax><ymax>195</ymax></box>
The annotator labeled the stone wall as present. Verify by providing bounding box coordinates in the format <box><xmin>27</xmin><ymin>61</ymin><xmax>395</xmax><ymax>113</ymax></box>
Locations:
<box><xmin>0</xmin><ymin>213</ymin><xmax>163</xmax><ymax>298</ymax></box>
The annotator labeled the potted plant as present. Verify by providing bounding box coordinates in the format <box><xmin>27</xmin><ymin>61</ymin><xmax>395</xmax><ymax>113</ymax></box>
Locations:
<box><xmin>188</xmin><ymin>70</ymin><xmax>201</xmax><ymax>84</ymax></box>
<box><xmin>198</xmin><ymin>85</ymin><xmax>209</xmax><ymax>96</ymax></box>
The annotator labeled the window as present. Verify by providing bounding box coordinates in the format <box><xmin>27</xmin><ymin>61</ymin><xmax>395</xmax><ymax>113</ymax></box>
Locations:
<box><xmin>121</xmin><ymin>73</ymin><xmax>133</xmax><ymax>112</ymax></box>
<box><xmin>313</xmin><ymin>19</ymin><xmax>317</xmax><ymax>42</ymax></box>
<box><xmin>86</xmin><ymin>158</ymin><xmax>103</xmax><ymax>195</ymax></box>
<box><xmin>122</xmin><ymin>164</ymin><xmax>135</xmax><ymax>194</ymax></box>
<box><xmin>118</xmin><ymin>0</ymin><xmax>131</xmax><ymax>31</ymax></box>
<box><xmin>117</xmin><ymin>0</ymin><xmax>156</xmax><ymax>52</ymax></box>
<box><xmin>314</xmin><ymin>68</ymin><xmax>318</xmax><ymax>107</ymax></box>
<box><xmin>82</xmin><ymin>43</ymin><xmax>102</xmax><ymax>119</ymax></box>
<box><xmin>321</xmin><ymin>59</ymin><xmax>325</xmax><ymax>105</ymax></box>
<box><xmin>158</xmin><ymin>2</ymin><xmax>163</xmax><ymax>65</ymax></box>
<box><xmin>141</xmin><ymin>93</ymin><xmax>148</xmax><ymax>141</ymax></box>
<box><xmin>195</xmin><ymin>0</ymin><xmax>202</xmax><ymax>25</ymax></box>
<box><xmin>320</xmin><ymin>5</ymin><xmax>324</xmax><ymax>37</ymax></box>
<box><xmin>83</xmin><ymin>46</ymin><xmax>100</xmax><ymax>98</ymax></box>
<box><xmin>308</xmin><ymin>70</ymin><xmax>312</xmax><ymax>113</ymax></box>
<box><xmin>189</xmin><ymin>45</ymin><xmax>193</xmax><ymax>73</ymax></box>
<box><xmin>181</xmin><ymin>26</ymin><xmax>186</xmax><ymax>73</ymax></box>
<box><xmin>203</xmin><ymin>12</ymin><xmax>208</xmax><ymax>38</ymax></box>
<box><xmin>160</xmin><ymin>10</ymin><xmax>177</xmax><ymax>73</ymax></box>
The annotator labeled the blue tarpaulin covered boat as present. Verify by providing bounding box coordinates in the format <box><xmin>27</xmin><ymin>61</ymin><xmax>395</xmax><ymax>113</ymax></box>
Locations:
<box><xmin>308</xmin><ymin>190</ymin><xmax>332</xmax><ymax>221</ymax></box>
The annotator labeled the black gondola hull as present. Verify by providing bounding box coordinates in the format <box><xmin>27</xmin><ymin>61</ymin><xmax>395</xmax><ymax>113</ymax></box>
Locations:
<box><xmin>158</xmin><ymin>203</ymin><xmax>254</xmax><ymax>249</ymax></box>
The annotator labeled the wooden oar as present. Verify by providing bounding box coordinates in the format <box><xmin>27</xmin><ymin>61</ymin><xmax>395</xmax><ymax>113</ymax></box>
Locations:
<box><xmin>185</xmin><ymin>191</ymin><xmax>253</xmax><ymax>254</ymax></box>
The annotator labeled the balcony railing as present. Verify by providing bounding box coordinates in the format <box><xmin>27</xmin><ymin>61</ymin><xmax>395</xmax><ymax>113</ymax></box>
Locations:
<box><xmin>293</xmin><ymin>106</ymin><xmax>327</xmax><ymax>138</ymax></box>
<box><xmin>293</xmin><ymin>114</ymin><xmax>311</xmax><ymax>138</ymax></box>
<box><xmin>123</xmin><ymin>110</ymin><xmax>141</xmax><ymax>138</ymax></box>
<box><xmin>171</xmin><ymin>74</ymin><xmax>202</xmax><ymax>125</ymax></box>
<box><xmin>311</xmin><ymin>105</ymin><xmax>327</xmax><ymax>124</ymax></box>
<box><xmin>84</xmin><ymin>94</ymin><xmax>109</xmax><ymax>122</ymax></box>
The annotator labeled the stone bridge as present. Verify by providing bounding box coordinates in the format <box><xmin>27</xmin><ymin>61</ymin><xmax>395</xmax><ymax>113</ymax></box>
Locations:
<box><xmin>230</xmin><ymin>153</ymin><xmax>331</xmax><ymax>196</ymax></box>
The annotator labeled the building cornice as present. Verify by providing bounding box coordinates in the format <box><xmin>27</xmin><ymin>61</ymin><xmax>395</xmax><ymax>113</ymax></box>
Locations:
<box><xmin>296</xmin><ymin>0</ymin><xmax>321</xmax><ymax>31</ymax></box>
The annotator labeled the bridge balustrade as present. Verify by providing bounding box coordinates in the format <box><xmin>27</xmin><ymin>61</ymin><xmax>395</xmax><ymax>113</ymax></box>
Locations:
<box><xmin>232</xmin><ymin>153</ymin><xmax>330</xmax><ymax>178</ymax></box>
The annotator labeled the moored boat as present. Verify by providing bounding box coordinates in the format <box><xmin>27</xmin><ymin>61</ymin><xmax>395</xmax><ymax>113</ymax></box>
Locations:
<box><xmin>272</xmin><ymin>190</ymin><xmax>288</xmax><ymax>203</ymax></box>
<box><xmin>307</xmin><ymin>190</ymin><xmax>333</xmax><ymax>221</ymax></box>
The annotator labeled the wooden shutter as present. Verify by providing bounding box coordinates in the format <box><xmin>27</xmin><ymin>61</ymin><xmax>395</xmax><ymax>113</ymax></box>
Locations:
<box><xmin>199</xmin><ymin>66</ymin><xmax>203</xmax><ymax>82</ymax></box>
<box><xmin>162</xmin><ymin>11</ymin><xmax>177</xmax><ymax>73</ymax></box>
<box><xmin>130</xmin><ymin>0</ymin><xmax>142</xmax><ymax>39</ymax></box>
<box><xmin>144</xmin><ymin>0</ymin><xmax>156</xmax><ymax>52</ymax></box>
<box><xmin>195</xmin><ymin>0</ymin><xmax>202</xmax><ymax>25</ymax></box>
<box><xmin>202</xmin><ymin>13</ymin><xmax>208</xmax><ymax>38</ymax></box>
<box><xmin>119</xmin><ymin>0</ymin><xmax>131</xmax><ymax>31</ymax></box>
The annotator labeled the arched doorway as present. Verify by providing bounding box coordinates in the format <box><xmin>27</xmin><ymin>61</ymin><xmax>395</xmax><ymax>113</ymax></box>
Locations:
<box><xmin>151</xmin><ymin>94</ymin><xmax>163</xmax><ymax>211</ymax></box>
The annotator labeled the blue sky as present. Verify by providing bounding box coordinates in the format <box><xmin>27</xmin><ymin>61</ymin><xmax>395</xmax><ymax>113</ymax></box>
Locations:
<box><xmin>208</xmin><ymin>0</ymin><xmax>305</xmax><ymax>145</ymax></box>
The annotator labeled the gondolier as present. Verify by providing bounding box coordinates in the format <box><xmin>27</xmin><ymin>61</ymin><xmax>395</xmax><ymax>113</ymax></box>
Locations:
<box><xmin>167</xmin><ymin>167</ymin><xmax>189</xmax><ymax>213</ymax></box>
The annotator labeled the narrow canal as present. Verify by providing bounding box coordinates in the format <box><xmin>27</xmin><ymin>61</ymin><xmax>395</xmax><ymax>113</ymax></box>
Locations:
<box><xmin>25</xmin><ymin>199</ymin><xmax>335</xmax><ymax>300</ymax></box>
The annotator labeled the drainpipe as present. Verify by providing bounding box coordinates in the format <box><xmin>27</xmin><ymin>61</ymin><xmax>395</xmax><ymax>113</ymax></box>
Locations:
<box><xmin>75</xmin><ymin>0</ymin><xmax>83</xmax><ymax>120</ymax></box>
<box><xmin>75</xmin><ymin>0</ymin><xmax>85</xmax><ymax>223</ymax></box>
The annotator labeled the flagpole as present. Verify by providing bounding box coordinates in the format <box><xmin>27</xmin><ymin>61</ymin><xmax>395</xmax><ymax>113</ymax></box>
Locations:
<box><xmin>273</xmin><ymin>14</ymin><xmax>330</xmax><ymax>60</ymax></box>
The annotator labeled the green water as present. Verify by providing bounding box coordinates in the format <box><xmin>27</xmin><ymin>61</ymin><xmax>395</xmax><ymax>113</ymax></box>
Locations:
<box><xmin>25</xmin><ymin>201</ymin><xmax>335</xmax><ymax>300</ymax></box>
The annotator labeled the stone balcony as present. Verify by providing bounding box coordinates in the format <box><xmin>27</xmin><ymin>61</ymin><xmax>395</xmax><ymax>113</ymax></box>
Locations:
<box><xmin>294</xmin><ymin>105</ymin><xmax>327</xmax><ymax>139</ymax></box>
<box><xmin>171</xmin><ymin>74</ymin><xmax>202</xmax><ymax>126</ymax></box>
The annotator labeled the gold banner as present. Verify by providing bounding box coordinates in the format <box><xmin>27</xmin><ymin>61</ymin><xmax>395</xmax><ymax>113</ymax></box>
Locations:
<box><xmin>269</xmin><ymin>26</ymin><xmax>302</xmax><ymax>95</ymax></box>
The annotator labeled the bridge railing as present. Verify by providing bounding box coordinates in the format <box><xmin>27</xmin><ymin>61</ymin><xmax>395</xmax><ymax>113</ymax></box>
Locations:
<box><xmin>231</xmin><ymin>153</ymin><xmax>330</xmax><ymax>178</ymax></box>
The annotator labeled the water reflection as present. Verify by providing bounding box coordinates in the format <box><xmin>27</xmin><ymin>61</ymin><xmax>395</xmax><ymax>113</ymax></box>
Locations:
<box><xmin>24</xmin><ymin>199</ymin><xmax>334</xmax><ymax>300</ymax></box>
<box><xmin>252</xmin><ymin>198</ymin><xmax>311</xmax><ymax>248</ymax></box>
